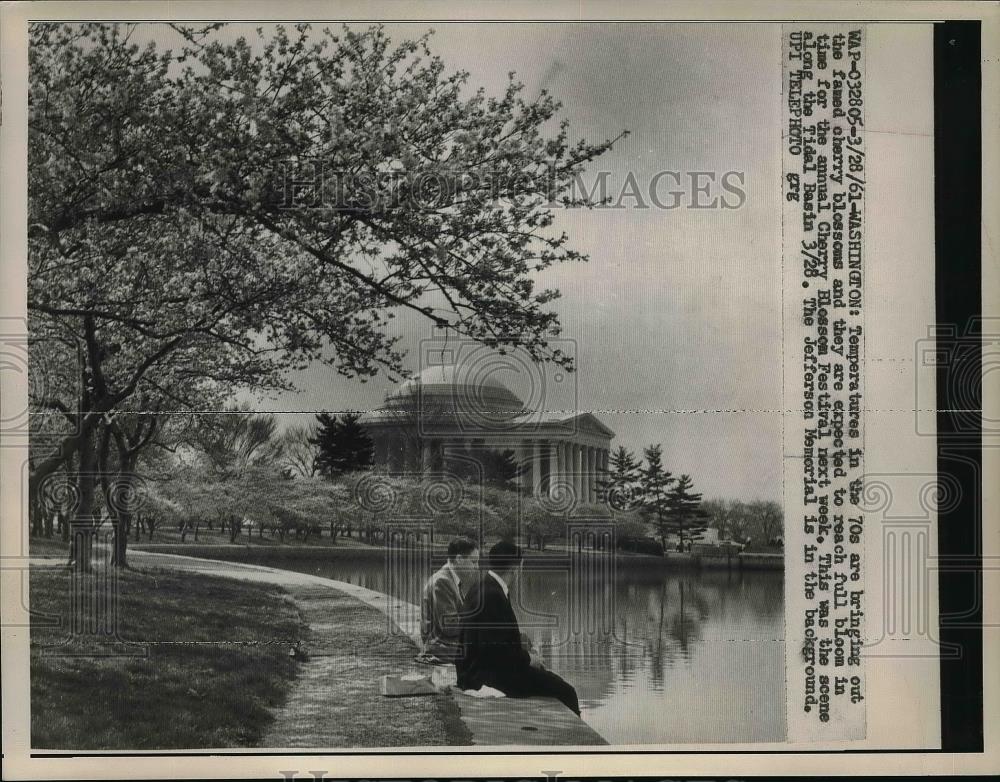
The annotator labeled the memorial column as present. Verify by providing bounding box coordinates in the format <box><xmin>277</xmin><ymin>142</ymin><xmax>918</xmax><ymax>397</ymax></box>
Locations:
<box><xmin>531</xmin><ymin>439</ymin><xmax>542</xmax><ymax>496</ymax></box>
<box><xmin>573</xmin><ymin>444</ymin><xmax>583</xmax><ymax>503</ymax></box>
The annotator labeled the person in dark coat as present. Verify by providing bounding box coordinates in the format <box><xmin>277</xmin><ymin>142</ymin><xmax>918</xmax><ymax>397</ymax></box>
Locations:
<box><xmin>456</xmin><ymin>540</ymin><xmax>580</xmax><ymax>715</ymax></box>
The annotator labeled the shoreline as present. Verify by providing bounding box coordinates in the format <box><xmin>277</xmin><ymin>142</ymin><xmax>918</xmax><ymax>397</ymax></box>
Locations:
<box><xmin>127</xmin><ymin>540</ymin><xmax>785</xmax><ymax>571</ymax></box>
<box><xmin>122</xmin><ymin>550</ymin><xmax>606</xmax><ymax>747</ymax></box>
<box><xmin>124</xmin><ymin>550</ymin><xmax>472</xmax><ymax>747</ymax></box>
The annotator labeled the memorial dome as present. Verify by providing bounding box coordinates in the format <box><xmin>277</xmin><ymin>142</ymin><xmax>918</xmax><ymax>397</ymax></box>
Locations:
<box><xmin>384</xmin><ymin>365</ymin><xmax>526</xmax><ymax>416</ymax></box>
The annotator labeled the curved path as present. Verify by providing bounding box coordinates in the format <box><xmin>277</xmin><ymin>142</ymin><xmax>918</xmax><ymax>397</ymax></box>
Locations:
<box><xmin>126</xmin><ymin>550</ymin><xmax>606</xmax><ymax>748</ymax></box>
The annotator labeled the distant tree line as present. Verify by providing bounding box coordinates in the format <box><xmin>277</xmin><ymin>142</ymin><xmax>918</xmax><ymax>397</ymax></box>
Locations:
<box><xmin>31</xmin><ymin>391</ymin><xmax>782</xmax><ymax>558</ymax></box>
<box><xmin>598</xmin><ymin>444</ymin><xmax>783</xmax><ymax>552</ymax></box>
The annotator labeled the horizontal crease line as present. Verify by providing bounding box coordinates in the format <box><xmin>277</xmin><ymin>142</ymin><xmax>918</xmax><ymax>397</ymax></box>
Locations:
<box><xmin>24</xmin><ymin>408</ymin><xmax>987</xmax><ymax>415</ymax></box>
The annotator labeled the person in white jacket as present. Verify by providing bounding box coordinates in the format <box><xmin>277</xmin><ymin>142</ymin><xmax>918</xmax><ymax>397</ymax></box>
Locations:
<box><xmin>418</xmin><ymin>537</ymin><xmax>479</xmax><ymax>661</ymax></box>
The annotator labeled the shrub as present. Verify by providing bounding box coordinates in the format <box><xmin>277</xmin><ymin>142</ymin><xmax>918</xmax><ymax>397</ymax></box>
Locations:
<box><xmin>614</xmin><ymin>513</ymin><xmax>663</xmax><ymax>555</ymax></box>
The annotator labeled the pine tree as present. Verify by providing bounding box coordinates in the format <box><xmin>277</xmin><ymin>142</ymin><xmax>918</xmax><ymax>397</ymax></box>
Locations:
<box><xmin>639</xmin><ymin>445</ymin><xmax>674</xmax><ymax>548</ymax></box>
<box><xmin>310</xmin><ymin>413</ymin><xmax>374</xmax><ymax>477</ymax></box>
<box><xmin>445</xmin><ymin>448</ymin><xmax>523</xmax><ymax>490</ymax></box>
<box><xmin>483</xmin><ymin>449</ymin><xmax>523</xmax><ymax>491</ymax></box>
<box><xmin>599</xmin><ymin>445</ymin><xmax>643</xmax><ymax>511</ymax></box>
<box><xmin>665</xmin><ymin>474</ymin><xmax>708</xmax><ymax>550</ymax></box>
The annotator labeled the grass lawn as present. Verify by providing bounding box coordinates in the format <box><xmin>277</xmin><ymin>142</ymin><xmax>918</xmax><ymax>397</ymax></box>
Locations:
<box><xmin>30</xmin><ymin>565</ymin><xmax>305</xmax><ymax>749</ymax></box>
<box><xmin>26</xmin><ymin>537</ymin><xmax>71</xmax><ymax>558</ymax></box>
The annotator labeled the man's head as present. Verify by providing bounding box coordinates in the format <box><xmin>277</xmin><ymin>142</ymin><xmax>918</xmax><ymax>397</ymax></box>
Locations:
<box><xmin>487</xmin><ymin>540</ymin><xmax>524</xmax><ymax>582</ymax></box>
<box><xmin>446</xmin><ymin>537</ymin><xmax>480</xmax><ymax>581</ymax></box>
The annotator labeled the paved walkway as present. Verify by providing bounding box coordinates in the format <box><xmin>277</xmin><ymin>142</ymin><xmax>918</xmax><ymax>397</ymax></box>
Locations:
<box><xmin>118</xmin><ymin>550</ymin><xmax>606</xmax><ymax>747</ymax></box>
<box><xmin>259</xmin><ymin>585</ymin><xmax>462</xmax><ymax>748</ymax></box>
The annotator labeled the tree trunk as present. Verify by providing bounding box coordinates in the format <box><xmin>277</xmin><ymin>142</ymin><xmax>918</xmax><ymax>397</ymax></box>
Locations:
<box><xmin>98</xmin><ymin>422</ymin><xmax>130</xmax><ymax>569</ymax></box>
<box><xmin>69</xmin><ymin>430</ymin><xmax>99</xmax><ymax>573</ymax></box>
<box><xmin>110</xmin><ymin>455</ymin><xmax>137</xmax><ymax>569</ymax></box>
<box><xmin>28</xmin><ymin>415</ymin><xmax>98</xmax><ymax>522</ymax></box>
<box><xmin>30</xmin><ymin>505</ymin><xmax>44</xmax><ymax>538</ymax></box>
<box><xmin>113</xmin><ymin>516</ymin><xmax>128</xmax><ymax>566</ymax></box>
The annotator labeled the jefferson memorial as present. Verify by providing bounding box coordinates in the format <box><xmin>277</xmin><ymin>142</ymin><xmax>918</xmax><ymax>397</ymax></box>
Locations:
<box><xmin>358</xmin><ymin>366</ymin><xmax>615</xmax><ymax>502</ymax></box>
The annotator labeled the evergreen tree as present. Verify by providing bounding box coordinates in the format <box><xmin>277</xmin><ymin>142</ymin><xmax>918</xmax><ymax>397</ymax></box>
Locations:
<box><xmin>483</xmin><ymin>449</ymin><xmax>522</xmax><ymax>491</ymax></box>
<box><xmin>666</xmin><ymin>474</ymin><xmax>709</xmax><ymax>549</ymax></box>
<box><xmin>445</xmin><ymin>448</ymin><xmax>523</xmax><ymax>490</ymax></box>
<box><xmin>599</xmin><ymin>445</ymin><xmax>643</xmax><ymax>511</ymax></box>
<box><xmin>639</xmin><ymin>444</ymin><xmax>674</xmax><ymax>549</ymax></box>
<box><xmin>310</xmin><ymin>413</ymin><xmax>374</xmax><ymax>477</ymax></box>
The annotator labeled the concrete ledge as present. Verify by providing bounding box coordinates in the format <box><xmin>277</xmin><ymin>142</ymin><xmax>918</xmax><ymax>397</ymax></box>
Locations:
<box><xmin>452</xmin><ymin>690</ymin><xmax>607</xmax><ymax>746</ymax></box>
<box><xmin>738</xmin><ymin>552</ymin><xmax>785</xmax><ymax>569</ymax></box>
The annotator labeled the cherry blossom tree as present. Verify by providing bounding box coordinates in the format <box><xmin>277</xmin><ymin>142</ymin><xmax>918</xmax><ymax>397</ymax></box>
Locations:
<box><xmin>28</xmin><ymin>22</ymin><xmax>624</xmax><ymax>567</ymax></box>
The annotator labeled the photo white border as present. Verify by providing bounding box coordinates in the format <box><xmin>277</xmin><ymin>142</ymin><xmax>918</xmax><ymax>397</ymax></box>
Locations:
<box><xmin>1</xmin><ymin>1</ymin><xmax>997</xmax><ymax>778</ymax></box>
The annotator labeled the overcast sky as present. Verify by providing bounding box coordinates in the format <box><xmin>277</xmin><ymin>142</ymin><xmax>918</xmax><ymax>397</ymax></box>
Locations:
<box><xmin>216</xmin><ymin>22</ymin><xmax>784</xmax><ymax>501</ymax></box>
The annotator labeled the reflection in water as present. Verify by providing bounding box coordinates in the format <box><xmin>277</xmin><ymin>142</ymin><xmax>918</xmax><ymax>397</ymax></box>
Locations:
<box><xmin>211</xmin><ymin>552</ymin><xmax>785</xmax><ymax>744</ymax></box>
<box><xmin>514</xmin><ymin>567</ymin><xmax>785</xmax><ymax>743</ymax></box>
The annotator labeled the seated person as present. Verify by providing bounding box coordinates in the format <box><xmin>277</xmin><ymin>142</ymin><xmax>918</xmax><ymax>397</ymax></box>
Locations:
<box><xmin>456</xmin><ymin>540</ymin><xmax>580</xmax><ymax>715</ymax></box>
<box><xmin>419</xmin><ymin>537</ymin><xmax>479</xmax><ymax>661</ymax></box>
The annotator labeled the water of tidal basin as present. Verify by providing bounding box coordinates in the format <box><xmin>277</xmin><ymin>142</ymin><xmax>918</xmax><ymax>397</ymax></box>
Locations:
<box><xmin>213</xmin><ymin>552</ymin><xmax>785</xmax><ymax>744</ymax></box>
